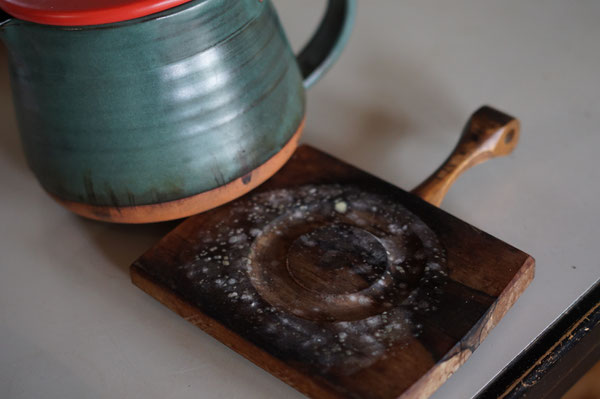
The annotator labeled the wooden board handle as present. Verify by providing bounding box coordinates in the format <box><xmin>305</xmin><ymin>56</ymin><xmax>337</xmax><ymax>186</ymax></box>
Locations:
<box><xmin>411</xmin><ymin>106</ymin><xmax>520</xmax><ymax>207</ymax></box>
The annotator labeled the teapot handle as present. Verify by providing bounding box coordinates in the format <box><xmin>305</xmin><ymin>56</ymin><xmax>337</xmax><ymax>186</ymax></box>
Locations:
<box><xmin>295</xmin><ymin>0</ymin><xmax>356</xmax><ymax>89</ymax></box>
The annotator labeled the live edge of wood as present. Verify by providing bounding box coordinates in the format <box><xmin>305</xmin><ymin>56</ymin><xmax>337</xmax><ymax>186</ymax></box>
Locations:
<box><xmin>400</xmin><ymin>256</ymin><xmax>534</xmax><ymax>399</ymax></box>
<box><xmin>130</xmin><ymin>145</ymin><xmax>535</xmax><ymax>399</ymax></box>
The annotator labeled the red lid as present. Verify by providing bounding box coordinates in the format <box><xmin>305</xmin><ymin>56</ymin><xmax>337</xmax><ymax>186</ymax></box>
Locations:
<box><xmin>0</xmin><ymin>0</ymin><xmax>194</xmax><ymax>26</ymax></box>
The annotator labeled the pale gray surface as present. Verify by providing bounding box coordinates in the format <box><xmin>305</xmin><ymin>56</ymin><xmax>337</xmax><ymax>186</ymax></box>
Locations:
<box><xmin>1</xmin><ymin>1</ymin><xmax>599</xmax><ymax>398</ymax></box>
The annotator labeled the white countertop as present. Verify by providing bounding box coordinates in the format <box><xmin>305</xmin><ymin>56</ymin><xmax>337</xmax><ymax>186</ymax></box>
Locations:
<box><xmin>1</xmin><ymin>1</ymin><xmax>599</xmax><ymax>398</ymax></box>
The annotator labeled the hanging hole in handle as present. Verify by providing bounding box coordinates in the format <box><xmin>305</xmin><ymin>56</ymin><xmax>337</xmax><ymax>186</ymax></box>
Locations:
<box><xmin>505</xmin><ymin>129</ymin><xmax>516</xmax><ymax>144</ymax></box>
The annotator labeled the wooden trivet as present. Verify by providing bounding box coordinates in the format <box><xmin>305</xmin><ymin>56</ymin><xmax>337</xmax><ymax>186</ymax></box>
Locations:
<box><xmin>131</xmin><ymin>106</ymin><xmax>534</xmax><ymax>398</ymax></box>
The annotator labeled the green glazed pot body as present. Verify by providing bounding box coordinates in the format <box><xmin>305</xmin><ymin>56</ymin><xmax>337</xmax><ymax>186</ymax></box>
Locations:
<box><xmin>2</xmin><ymin>0</ymin><xmax>306</xmax><ymax>207</ymax></box>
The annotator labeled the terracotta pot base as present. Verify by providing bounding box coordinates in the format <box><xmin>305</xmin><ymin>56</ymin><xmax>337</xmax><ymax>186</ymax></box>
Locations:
<box><xmin>48</xmin><ymin>120</ymin><xmax>304</xmax><ymax>224</ymax></box>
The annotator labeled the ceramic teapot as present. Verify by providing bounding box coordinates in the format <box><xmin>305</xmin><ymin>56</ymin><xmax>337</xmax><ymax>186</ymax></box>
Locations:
<box><xmin>0</xmin><ymin>0</ymin><xmax>355</xmax><ymax>223</ymax></box>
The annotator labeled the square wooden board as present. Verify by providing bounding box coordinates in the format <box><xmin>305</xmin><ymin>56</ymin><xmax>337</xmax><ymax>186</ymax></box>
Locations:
<box><xmin>131</xmin><ymin>145</ymin><xmax>534</xmax><ymax>399</ymax></box>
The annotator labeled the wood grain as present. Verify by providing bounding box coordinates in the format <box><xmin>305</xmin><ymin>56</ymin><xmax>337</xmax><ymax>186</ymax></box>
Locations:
<box><xmin>413</xmin><ymin>106</ymin><xmax>520</xmax><ymax>207</ymax></box>
<box><xmin>130</xmin><ymin>107</ymin><xmax>534</xmax><ymax>398</ymax></box>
